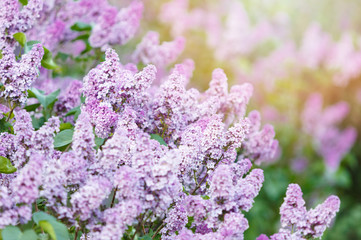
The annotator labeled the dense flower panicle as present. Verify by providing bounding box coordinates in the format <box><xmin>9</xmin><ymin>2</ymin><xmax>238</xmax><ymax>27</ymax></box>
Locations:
<box><xmin>280</xmin><ymin>184</ymin><xmax>307</xmax><ymax>227</ymax></box>
<box><xmin>151</xmin><ymin>71</ymin><xmax>189</xmax><ymax>140</ymax></box>
<box><xmin>11</xmin><ymin>152</ymin><xmax>44</xmax><ymax>204</ymax></box>
<box><xmin>162</xmin><ymin>204</ymin><xmax>188</xmax><ymax>235</ymax></box>
<box><xmin>218</xmin><ymin>212</ymin><xmax>249</xmax><ymax>240</ymax></box>
<box><xmin>232</xmin><ymin>158</ymin><xmax>252</xmax><ymax>179</ymax></box>
<box><xmin>41</xmin><ymin>159</ymin><xmax>67</xmax><ymax>206</ymax></box>
<box><xmin>96</xmin><ymin>200</ymin><xmax>142</xmax><ymax>240</ymax></box>
<box><xmin>209</xmin><ymin>165</ymin><xmax>235</xmax><ymax>206</ymax></box>
<box><xmin>86</xmin><ymin>100</ymin><xmax>118</xmax><ymax>138</ymax></box>
<box><xmin>13</xmin><ymin>109</ymin><xmax>34</xmax><ymax>146</ymax></box>
<box><xmin>171</xmin><ymin>59</ymin><xmax>195</xmax><ymax>85</ymax></box>
<box><xmin>113</xmin><ymin>166</ymin><xmax>141</xmax><ymax>200</ymax></box>
<box><xmin>302</xmin><ymin>93</ymin><xmax>357</xmax><ymax>169</ymax></box>
<box><xmin>96</xmin><ymin>108</ymin><xmax>143</xmax><ymax>175</ymax></box>
<box><xmin>59</xmin><ymin>152</ymin><xmax>88</xmax><ymax>186</ymax></box>
<box><xmin>299</xmin><ymin>23</ymin><xmax>333</xmax><ymax>69</ymax></box>
<box><xmin>319</xmin><ymin>127</ymin><xmax>357</xmax><ymax>169</ymax></box>
<box><xmin>0</xmin><ymin>0</ymin><xmax>43</xmax><ymax>49</ymax></box>
<box><xmin>31</xmin><ymin>116</ymin><xmax>60</xmax><ymax>155</ymax></box>
<box><xmin>55</xmin><ymin>80</ymin><xmax>82</xmax><ymax>116</ymax></box>
<box><xmin>300</xmin><ymin>195</ymin><xmax>340</xmax><ymax>238</ymax></box>
<box><xmin>261</xmin><ymin>184</ymin><xmax>340</xmax><ymax>239</ymax></box>
<box><xmin>73</xmin><ymin>109</ymin><xmax>96</xmax><ymax>162</ymax></box>
<box><xmin>0</xmin><ymin>133</ymin><xmax>16</xmax><ymax>163</ymax></box>
<box><xmin>0</xmin><ymin>44</ymin><xmax>44</xmax><ymax>103</ymax></box>
<box><xmin>226</xmin><ymin>119</ymin><xmax>250</xmax><ymax>149</ymax></box>
<box><xmin>16</xmin><ymin>0</ymin><xmax>43</xmax><ymax>32</ymax></box>
<box><xmin>83</xmin><ymin>49</ymin><xmax>157</xmax><ymax>137</ymax></box>
<box><xmin>236</xmin><ymin>168</ymin><xmax>264</xmax><ymax>211</ymax></box>
<box><xmin>241</xmin><ymin>110</ymin><xmax>279</xmax><ymax>164</ymax></box>
<box><xmin>133</xmin><ymin>31</ymin><xmax>185</xmax><ymax>68</ymax></box>
<box><xmin>70</xmin><ymin>176</ymin><xmax>112</xmax><ymax>221</ymax></box>
<box><xmin>89</xmin><ymin>1</ymin><xmax>143</xmax><ymax>48</ymax></box>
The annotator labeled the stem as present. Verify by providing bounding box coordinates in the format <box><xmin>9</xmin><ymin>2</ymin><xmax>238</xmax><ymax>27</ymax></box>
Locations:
<box><xmin>152</xmin><ymin>222</ymin><xmax>165</xmax><ymax>239</ymax></box>
<box><xmin>131</xmin><ymin>228</ymin><xmax>138</xmax><ymax>240</ymax></box>
<box><xmin>64</xmin><ymin>143</ymin><xmax>72</xmax><ymax>152</ymax></box>
<box><xmin>139</xmin><ymin>214</ymin><xmax>146</xmax><ymax>235</ymax></box>
<box><xmin>6</xmin><ymin>102</ymin><xmax>14</xmax><ymax>122</ymax></box>
<box><xmin>190</xmin><ymin>154</ymin><xmax>225</xmax><ymax>195</ymax></box>
<box><xmin>193</xmin><ymin>170</ymin><xmax>199</xmax><ymax>186</ymax></box>
<box><xmin>110</xmin><ymin>187</ymin><xmax>118</xmax><ymax>208</ymax></box>
<box><xmin>74</xmin><ymin>228</ymin><xmax>79</xmax><ymax>240</ymax></box>
<box><xmin>191</xmin><ymin>172</ymin><xmax>208</xmax><ymax>195</ymax></box>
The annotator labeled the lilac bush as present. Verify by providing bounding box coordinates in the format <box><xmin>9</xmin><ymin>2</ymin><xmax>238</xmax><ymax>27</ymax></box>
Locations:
<box><xmin>0</xmin><ymin>0</ymin><xmax>341</xmax><ymax>239</ymax></box>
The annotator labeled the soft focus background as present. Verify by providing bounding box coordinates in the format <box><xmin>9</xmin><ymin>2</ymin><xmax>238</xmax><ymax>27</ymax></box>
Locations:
<box><xmin>110</xmin><ymin>0</ymin><xmax>361</xmax><ymax>239</ymax></box>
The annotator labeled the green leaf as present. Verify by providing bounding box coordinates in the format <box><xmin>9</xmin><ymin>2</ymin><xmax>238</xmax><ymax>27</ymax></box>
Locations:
<box><xmin>0</xmin><ymin>117</ymin><xmax>12</xmax><ymax>133</ymax></box>
<box><xmin>13</xmin><ymin>32</ymin><xmax>26</xmax><ymax>47</ymax></box>
<box><xmin>70</xmin><ymin>22</ymin><xmax>92</xmax><ymax>32</ymax></box>
<box><xmin>139</xmin><ymin>233</ymin><xmax>152</xmax><ymax>240</ymax></box>
<box><xmin>55</xmin><ymin>52</ymin><xmax>69</xmax><ymax>62</ymax></box>
<box><xmin>19</xmin><ymin>230</ymin><xmax>37</xmax><ymax>240</ymax></box>
<box><xmin>94</xmin><ymin>137</ymin><xmax>105</xmax><ymax>150</ymax></box>
<box><xmin>1</xmin><ymin>226</ymin><xmax>22</xmax><ymax>240</ymax></box>
<box><xmin>53</xmin><ymin>129</ymin><xmax>74</xmax><ymax>148</ymax></box>
<box><xmin>24</xmin><ymin>41</ymin><xmax>41</xmax><ymax>54</ymax></box>
<box><xmin>150</xmin><ymin>134</ymin><xmax>167</xmax><ymax>146</ymax></box>
<box><xmin>0</xmin><ymin>50</ymin><xmax>3</xmax><ymax>59</ymax></box>
<box><xmin>31</xmin><ymin>116</ymin><xmax>45</xmax><ymax>130</ymax></box>
<box><xmin>201</xmin><ymin>195</ymin><xmax>210</xmax><ymax>200</ymax></box>
<box><xmin>18</xmin><ymin>0</ymin><xmax>28</xmax><ymax>5</ymax></box>
<box><xmin>72</xmin><ymin>33</ymin><xmax>90</xmax><ymax>42</ymax></box>
<box><xmin>33</xmin><ymin>212</ymin><xmax>69</xmax><ymax>240</ymax></box>
<box><xmin>41</xmin><ymin>47</ymin><xmax>59</xmax><ymax>70</ymax></box>
<box><xmin>0</xmin><ymin>156</ymin><xmax>17</xmax><ymax>174</ymax></box>
<box><xmin>28</xmin><ymin>88</ymin><xmax>60</xmax><ymax>109</ymax></box>
<box><xmin>24</xmin><ymin>103</ymin><xmax>41</xmax><ymax>112</ymax></box>
<box><xmin>59</xmin><ymin>122</ymin><xmax>73</xmax><ymax>131</ymax></box>
<box><xmin>65</xmin><ymin>106</ymin><xmax>81</xmax><ymax>117</ymax></box>
<box><xmin>65</xmin><ymin>106</ymin><xmax>81</xmax><ymax>121</ymax></box>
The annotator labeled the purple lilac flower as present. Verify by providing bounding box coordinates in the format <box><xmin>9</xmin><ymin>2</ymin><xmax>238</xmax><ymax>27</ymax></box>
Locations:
<box><xmin>300</xmin><ymin>195</ymin><xmax>340</xmax><ymax>238</ymax></box>
<box><xmin>96</xmin><ymin>200</ymin><xmax>142</xmax><ymax>240</ymax></box>
<box><xmin>263</xmin><ymin>184</ymin><xmax>340</xmax><ymax>239</ymax></box>
<box><xmin>302</xmin><ymin>93</ymin><xmax>357</xmax><ymax>170</ymax></box>
<box><xmin>132</xmin><ymin>31</ymin><xmax>185</xmax><ymax>68</ymax></box>
<box><xmin>55</xmin><ymin>80</ymin><xmax>82</xmax><ymax>116</ymax></box>
<box><xmin>162</xmin><ymin>203</ymin><xmax>188</xmax><ymax>235</ymax></box>
<box><xmin>13</xmin><ymin>109</ymin><xmax>34</xmax><ymax>146</ymax></box>
<box><xmin>59</xmin><ymin>152</ymin><xmax>88</xmax><ymax>186</ymax></box>
<box><xmin>73</xmin><ymin>109</ymin><xmax>96</xmax><ymax>163</ymax></box>
<box><xmin>0</xmin><ymin>0</ymin><xmax>43</xmax><ymax>49</ymax></box>
<box><xmin>71</xmin><ymin>176</ymin><xmax>112</xmax><ymax>221</ymax></box>
<box><xmin>0</xmin><ymin>44</ymin><xmax>44</xmax><ymax>104</ymax></box>
<box><xmin>235</xmin><ymin>169</ymin><xmax>264</xmax><ymax>211</ymax></box>
<box><xmin>279</xmin><ymin>184</ymin><xmax>307</xmax><ymax>227</ymax></box>
<box><xmin>242</xmin><ymin>110</ymin><xmax>279</xmax><ymax>164</ymax></box>
<box><xmin>89</xmin><ymin>1</ymin><xmax>144</xmax><ymax>48</ymax></box>
<box><xmin>11</xmin><ymin>152</ymin><xmax>44</xmax><ymax>204</ymax></box>
<box><xmin>31</xmin><ymin>116</ymin><xmax>60</xmax><ymax>155</ymax></box>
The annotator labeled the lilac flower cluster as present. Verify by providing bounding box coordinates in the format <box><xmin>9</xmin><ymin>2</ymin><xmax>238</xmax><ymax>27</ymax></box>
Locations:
<box><xmin>4</xmin><ymin>0</ymin><xmax>144</xmax><ymax>52</ymax></box>
<box><xmin>302</xmin><ymin>93</ymin><xmax>357</xmax><ymax>170</ymax></box>
<box><xmin>0</xmin><ymin>48</ymin><xmax>281</xmax><ymax>238</ymax></box>
<box><xmin>0</xmin><ymin>44</ymin><xmax>44</xmax><ymax>104</ymax></box>
<box><xmin>0</xmin><ymin>0</ymin><xmax>43</xmax><ymax>49</ymax></box>
<box><xmin>258</xmin><ymin>184</ymin><xmax>340</xmax><ymax>240</ymax></box>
